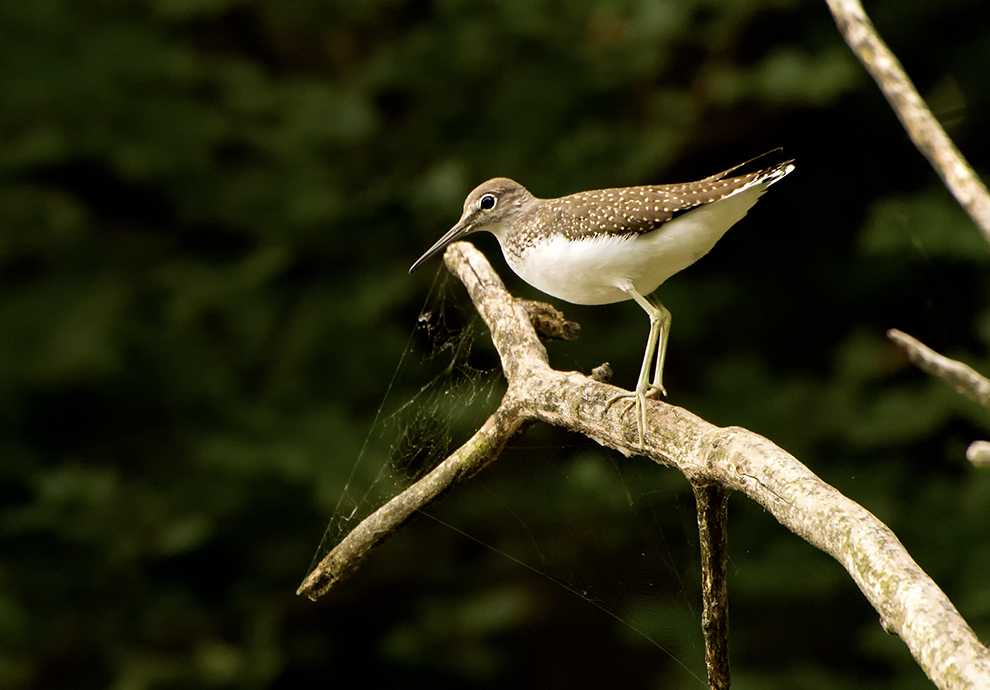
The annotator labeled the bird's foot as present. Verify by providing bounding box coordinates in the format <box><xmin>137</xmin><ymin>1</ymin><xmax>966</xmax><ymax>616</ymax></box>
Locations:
<box><xmin>604</xmin><ymin>389</ymin><xmax>649</xmax><ymax>452</ymax></box>
<box><xmin>644</xmin><ymin>383</ymin><xmax>666</xmax><ymax>399</ymax></box>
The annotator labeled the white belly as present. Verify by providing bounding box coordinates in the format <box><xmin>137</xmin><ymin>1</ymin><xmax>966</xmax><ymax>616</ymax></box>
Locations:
<box><xmin>493</xmin><ymin>185</ymin><xmax>765</xmax><ymax>305</ymax></box>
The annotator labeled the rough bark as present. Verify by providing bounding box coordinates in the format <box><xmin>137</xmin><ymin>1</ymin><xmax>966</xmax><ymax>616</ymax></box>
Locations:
<box><xmin>299</xmin><ymin>242</ymin><xmax>990</xmax><ymax>690</ymax></box>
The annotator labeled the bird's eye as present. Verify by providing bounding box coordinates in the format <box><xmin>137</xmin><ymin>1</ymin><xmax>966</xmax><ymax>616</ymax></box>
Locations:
<box><xmin>479</xmin><ymin>194</ymin><xmax>497</xmax><ymax>210</ymax></box>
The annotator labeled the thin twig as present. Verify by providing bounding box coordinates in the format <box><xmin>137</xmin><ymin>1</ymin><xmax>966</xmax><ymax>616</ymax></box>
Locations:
<box><xmin>887</xmin><ymin>328</ymin><xmax>990</xmax><ymax>408</ymax></box>
<box><xmin>297</xmin><ymin>404</ymin><xmax>527</xmax><ymax>600</ymax></box>
<box><xmin>826</xmin><ymin>0</ymin><xmax>990</xmax><ymax>243</ymax></box>
<box><xmin>693</xmin><ymin>482</ymin><xmax>730</xmax><ymax>690</ymax></box>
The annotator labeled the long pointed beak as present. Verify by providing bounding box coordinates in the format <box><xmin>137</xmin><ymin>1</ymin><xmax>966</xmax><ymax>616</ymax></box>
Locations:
<box><xmin>408</xmin><ymin>220</ymin><xmax>472</xmax><ymax>273</ymax></box>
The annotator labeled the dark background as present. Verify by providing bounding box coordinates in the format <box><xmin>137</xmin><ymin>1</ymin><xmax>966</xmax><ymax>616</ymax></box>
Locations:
<box><xmin>3</xmin><ymin>1</ymin><xmax>990</xmax><ymax>688</ymax></box>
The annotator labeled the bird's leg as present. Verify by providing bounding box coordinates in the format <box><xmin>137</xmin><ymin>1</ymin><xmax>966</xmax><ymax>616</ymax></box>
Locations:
<box><xmin>604</xmin><ymin>288</ymin><xmax>668</xmax><ymax>450</ymax></box>
<box><xmin>645</xmin><ymin>293</ymin><xmax>671</xmax><ymax>399</ymax></box>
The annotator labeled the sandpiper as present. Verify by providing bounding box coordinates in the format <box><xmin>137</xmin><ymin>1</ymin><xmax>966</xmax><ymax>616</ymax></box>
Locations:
<box><xmin>410</xmin><ymin>156</ymin><xmax>795</xmax><ymax>450</ymax></box>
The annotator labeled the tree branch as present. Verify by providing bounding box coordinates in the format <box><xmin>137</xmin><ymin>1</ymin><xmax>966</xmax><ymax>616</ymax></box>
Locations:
<box><xmin>693</xmin><ymin>481</ymin><xmax>730</xmax><ymax>690</ymax></box>
<box><xmin>297</xmin><ymin>404</ymin><xmax>528</xmax><ymax>600</ymax></box>
<box><xmin>887</xmin><ymin>329</ymin><xmax>990</xmax><ymax>468</ymax></box>
<box><xmin>299</xmin><ymin>242</ymin><xmax>990</xmax><ymax>690</ymax></box>
<box><xmin>826</xmin><ymin>0</ymin><xmax>990</xmax><ymax>243</ymax></box>
<box><xmin>887</xmin><ymin>328</ymin><xmax>990</xmax><ymax>408</ymax></box>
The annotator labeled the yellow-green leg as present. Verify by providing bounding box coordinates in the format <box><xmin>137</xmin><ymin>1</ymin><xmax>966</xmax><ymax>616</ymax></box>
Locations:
<box><xmin>604</xmin><ymin>289</ymin><xmax>671</xmax><ymax>450</ymax></box>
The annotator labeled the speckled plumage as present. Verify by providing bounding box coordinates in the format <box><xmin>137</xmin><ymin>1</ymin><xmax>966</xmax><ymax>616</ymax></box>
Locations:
<box><xmin>409</xmin><ymin>156</ymin><xmax>795</xmax><ymax>449</ymax></box>
<box><xmin>507</xmin><ymin>167</ymin><xmax>781</xmax><ymax>247</ymax></box>
<box><xmin>410</xmin><ymin>158</ymin><xmax>794</xmax><ymax>305</ymax></box>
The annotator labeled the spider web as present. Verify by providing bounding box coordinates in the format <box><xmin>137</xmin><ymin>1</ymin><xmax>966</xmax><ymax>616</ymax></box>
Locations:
<box><xmin>309</xmin><ymin>267</ymin><xmax>505</xmax><ymax>562</ymax></box>
<box><xmin>310</xmin><ymin>265</ymin><xmax>709</xmax><ymax>687</ymax></box>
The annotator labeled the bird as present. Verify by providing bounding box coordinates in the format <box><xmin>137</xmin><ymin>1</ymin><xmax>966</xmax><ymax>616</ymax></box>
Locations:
<box><xmin>409</xmin><ymin>155</ymin><xmax>795</xmax><ymax>450</ymax></box>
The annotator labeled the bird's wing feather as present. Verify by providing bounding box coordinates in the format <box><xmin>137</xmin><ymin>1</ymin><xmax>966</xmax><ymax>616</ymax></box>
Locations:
<box><xmin>554</xmin><ymin>167</ymin><xmax>778</xmax><ymax>238</ymax></box>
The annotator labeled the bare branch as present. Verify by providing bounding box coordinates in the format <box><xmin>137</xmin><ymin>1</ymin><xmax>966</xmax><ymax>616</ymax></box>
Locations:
<box><xmin>887</xmin><ymin>328</ymin><xmax>990</xmax><ymax>408</ymax></box>
<box><xmin>300</xmin><ymin>243</ymin><xmax>990</xmax><ymax>690</ymax></box>
<box><xmin>826</xmin><ymin>0</ymin><xmax>990</xmax><ymax>243</ymax></box>
<box><xmin>298</xmin><ymin>403</ymin><xmax>529</xmax><ymax>600</ymax></box>
<box><xmin>693</xmin><ymin>482</ymin><xmax>730</xmax><ymax>690</ymax></box>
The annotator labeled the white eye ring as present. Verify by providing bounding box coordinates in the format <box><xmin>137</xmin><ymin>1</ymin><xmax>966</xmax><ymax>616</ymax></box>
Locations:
<box><xmin>479</xmin><ymin>194</ymin><xmax>497</xmax><ymax>211</ymax></box>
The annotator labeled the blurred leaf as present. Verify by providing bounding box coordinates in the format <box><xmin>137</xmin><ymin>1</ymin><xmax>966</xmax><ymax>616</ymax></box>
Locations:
<box><xmin>859</xmin><ymin>187</ymin><xmax>990</xmax><ymax>262</ymax></box>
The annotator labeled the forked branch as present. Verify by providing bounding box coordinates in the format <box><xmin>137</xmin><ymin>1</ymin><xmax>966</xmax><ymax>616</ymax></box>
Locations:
<box><xmin>299</xmin><ymin>243</ymin><xmax>990</xmax><ymax>690</ymax></box>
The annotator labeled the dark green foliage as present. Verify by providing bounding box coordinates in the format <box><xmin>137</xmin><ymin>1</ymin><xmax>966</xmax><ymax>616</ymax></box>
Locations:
<box><xmin>2</xmin><ymin>0</ymin><xmax>989</xmax><ymax>688</ymax></box>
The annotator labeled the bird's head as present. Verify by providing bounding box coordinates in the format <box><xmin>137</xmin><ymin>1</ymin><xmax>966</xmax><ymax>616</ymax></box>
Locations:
<box><xmin>409</xmin><ymin>178</ymin><xmax>534</xmax><ymax>273</ymax></box>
